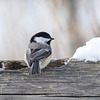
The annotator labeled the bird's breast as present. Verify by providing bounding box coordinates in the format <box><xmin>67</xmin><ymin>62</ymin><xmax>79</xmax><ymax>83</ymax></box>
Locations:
<box><xmin>39</xmin><ymin>55</ymin><xmax>52</xmax><ymax>69</ymax></box>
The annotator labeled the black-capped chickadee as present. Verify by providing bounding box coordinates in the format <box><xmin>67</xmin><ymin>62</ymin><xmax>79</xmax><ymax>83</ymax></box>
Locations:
<box><xmin>26</xmin><ymin>32</ymin><xmax>54</xmax><ymax>75</ymax></box>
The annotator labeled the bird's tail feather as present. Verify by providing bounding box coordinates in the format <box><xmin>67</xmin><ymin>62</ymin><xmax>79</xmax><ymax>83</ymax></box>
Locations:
<box><xmin>29</xmin><ymin>61</ymin><xmax>40</xmax><ymax>75</ymax></box>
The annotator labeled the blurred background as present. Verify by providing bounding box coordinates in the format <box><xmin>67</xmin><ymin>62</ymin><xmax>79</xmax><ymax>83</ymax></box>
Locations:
<box><xmin>0</xmin><ymin>0</ymin><xmax>100</xmax><ymax>60</ymax></box>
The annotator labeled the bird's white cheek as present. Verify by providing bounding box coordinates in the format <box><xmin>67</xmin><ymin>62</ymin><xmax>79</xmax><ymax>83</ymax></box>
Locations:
<box><xmin>40</xmin><ymin>55</ymin><xmax>52</xmax><ymax>69</ymax></box>
<box><xmin>34</xmin><ymin>37</ymin><xmax>50</xmax><ymax>43</ymax></box>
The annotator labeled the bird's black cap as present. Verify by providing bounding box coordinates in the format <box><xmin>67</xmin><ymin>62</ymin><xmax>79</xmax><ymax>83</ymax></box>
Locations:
<box><xmin>30</xmin><ymin>32</ymin><xmax>54</xmax><ymax>44</ymax></box>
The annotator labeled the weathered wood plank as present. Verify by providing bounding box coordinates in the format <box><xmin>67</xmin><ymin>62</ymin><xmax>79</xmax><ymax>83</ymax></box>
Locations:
<box><xmin>0</xmin><ymin>59</ymin><xmax>100</xmax><ymax>97</ymax></box>
<box><xmin>0</xmin><ymin>95</ymin><xmax>100</xmax><ymax>100</ymax></box>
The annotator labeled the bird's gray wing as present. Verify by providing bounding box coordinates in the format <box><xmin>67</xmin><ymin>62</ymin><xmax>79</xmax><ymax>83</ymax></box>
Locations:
<box><xmin>26</xmin><ymin>48</ymin><xmax>51</xmax><ymax>66</ymax></box>
<box><xmin>26</xmin><ymin>48</ymin><xmax>51</xmax><ymax>75</ymax></box>
<box><xmin>30</xmin><ymin>48</ymin><xmax>51</xmax><ymax>61</ymax></box>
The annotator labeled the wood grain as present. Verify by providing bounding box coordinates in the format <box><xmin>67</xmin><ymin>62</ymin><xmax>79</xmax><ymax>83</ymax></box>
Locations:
<box><xmin>0</xmin><ymin>58</ymin><xmax>100</xmax><ymax>99</ymax></box>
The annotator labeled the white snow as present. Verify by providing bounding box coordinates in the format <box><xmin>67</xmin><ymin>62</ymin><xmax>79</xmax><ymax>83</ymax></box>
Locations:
<box><xmin>72</xmin><ymin>37</ymin><xmax>100</xmax><ymax>62</ymax></box>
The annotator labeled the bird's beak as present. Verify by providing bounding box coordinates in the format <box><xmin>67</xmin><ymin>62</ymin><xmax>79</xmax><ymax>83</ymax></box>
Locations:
<box><xmin>51</xmin><ymin>38</ymin><xmax>54</xmax><ymax>40</ymax></box>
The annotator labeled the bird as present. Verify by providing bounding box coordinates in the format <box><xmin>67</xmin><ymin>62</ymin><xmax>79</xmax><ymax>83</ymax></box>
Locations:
<box><xmin>25</xmin><ymin>32</ymin><xmax>54</xmax><ymax>75</ymax></box>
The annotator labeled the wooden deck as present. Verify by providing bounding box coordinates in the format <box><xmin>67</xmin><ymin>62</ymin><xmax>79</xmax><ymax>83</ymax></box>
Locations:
<box><xmin>0</xmin><ymin>59</ymin><xmax>100</xmax><ymax>99</ymax></box>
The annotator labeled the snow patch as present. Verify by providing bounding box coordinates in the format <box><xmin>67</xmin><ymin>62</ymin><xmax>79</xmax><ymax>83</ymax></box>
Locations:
<box><xmin>72</xmin><ymin>38</ymin><xmax>100</xmax><ymax>62</ymax></box>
